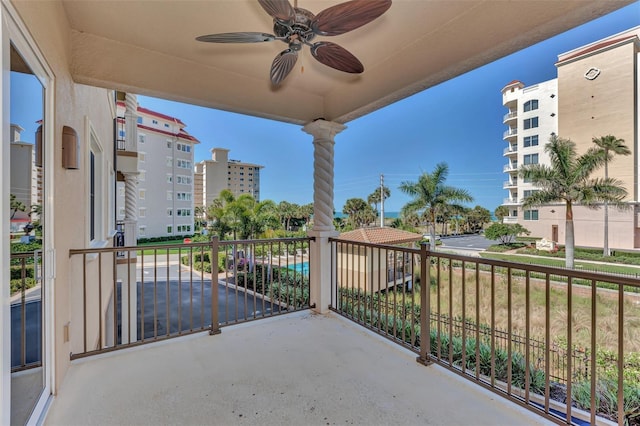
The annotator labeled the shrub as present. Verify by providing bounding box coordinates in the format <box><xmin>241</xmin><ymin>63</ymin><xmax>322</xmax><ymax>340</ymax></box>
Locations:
<box><xmin>10</xmin><ymin>277</ymin><xmax>37</xmax><ymax>295</ymax></box>
<box><xmin>11</xmin><ymin>265</ymin><xmax>34</xmax><ymax>280</ymax></box>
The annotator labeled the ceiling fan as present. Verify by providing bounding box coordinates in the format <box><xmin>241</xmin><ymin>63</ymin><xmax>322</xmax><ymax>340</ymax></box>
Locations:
<box><xmin>196</xmin><ymin>0</ymin><xmax>392</xmax><ymax>85</ymax></box>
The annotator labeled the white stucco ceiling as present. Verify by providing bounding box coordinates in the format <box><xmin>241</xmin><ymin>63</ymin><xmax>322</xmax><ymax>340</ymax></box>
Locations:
<box><xmin>60</xmin><ymin>0</ymin><xmax>635</xmax><ymax>124</ymax></box>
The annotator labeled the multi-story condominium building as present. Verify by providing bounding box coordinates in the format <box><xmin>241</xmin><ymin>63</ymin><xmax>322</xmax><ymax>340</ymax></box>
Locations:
<box><xmin>194</xmin><ymin>147</ymin><xmax>263</xmax><ymax>209</ymax></box>
<box><xmin>9</xmin><ymin>123</ymin><xmax>42</xmax><ymax>230</ymax></box>
<box><xmin>501</xmin><ymin>79</ymin><xmax>558</xmax><ymax>224</ymax></box>
<box><xmin>501</xmin><ymin>27</ymin><xmax>640</xmax><ymax>249</ymax></box>
<box><xmin>116</xmin><ymin>102</ymin><xmax>199</xmax><ymax>239</ymax></box>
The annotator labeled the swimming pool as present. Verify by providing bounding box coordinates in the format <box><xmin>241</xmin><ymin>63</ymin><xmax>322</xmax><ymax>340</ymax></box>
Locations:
<box><xmin>286</xmin><ymin>261</ymin><xmax>309</xmax><ymax>274</ymax></box>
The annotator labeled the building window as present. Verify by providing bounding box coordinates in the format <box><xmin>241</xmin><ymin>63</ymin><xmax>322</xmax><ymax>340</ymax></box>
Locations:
<box><xmin>167</xmin><ymin>174</ymin><xmax>173</xmax><ymax>183</ymax></box>
<box><xmin>167</xmin><ymin>140</ymin><xmax>172</xmax><ymax>149</ymax></box>
<box><xmin>89</xmin><ymin>150</ymin><xmax>96</xmax><ymax>240</ymax></box>
<box><xmin>524</xmin><ymin>210</ymin><xmax>539</xmax><ymax>220</ymax></box>
<box><xmin>139</xmin><ymin>152</ymin><xmax>146</xmax><ymax>162</ymax></box>
<box><xmin>139</xmin><ymin>134</ymin><xmax>146</xmax><ymax>144</ymax></box>
<box><xmin>166</xmin><ymin>157</ymin><xmax>173</xmax><ymax>167</ymax></box>
<box><xmin>523</xmin><ymin>190</ymin><xmax>539</xmax><ymax>198</ymax></box>
<box><xmin>167</xmin><ymin>225</ymin><xmax>173</xmax><ymax>234</ymax></box>
<box><xmin>523</xmin><ymin>135</ymin><xmax>538</xmax><ymax>147</ymax></box>
<box><xmin>139</xmin><ymin>189</ymin><xmax>146</xmax><ymax>199</ymax></box>
<box><xmin>152</xmin><ymin>119</ymin><xmax>158</xmax><ymax>124</ymax></box>
<box><xmin>137</xmin><ymin>117</ymin><xmax>142</xmax><ymax>124</ymax></box>
<box><xmin>523</xmin><ymin>154</ymin><xmax>538</xmax><ymax>165</ymax></box>
<box><xmin>523</xmin><ymin>100</ymin><xmax>539</xmax><ymax>112</ymax></box>
<box><xmin>167</xmin><ymin>191</ymin><xmax>173</xmax><ymax>201</ymax></box>
<box><xmin>164</xmin><ymin>123</ymin><xmax>170</xmax><ymax>128</ymax></box>
<box><xmin>524</xmin><ymin>117</ymin><xmax>539</xmax><ymax>129</ymax></box>
<box><xmin>168</xmin><ymin>209</ymin><xmax>173</xmax><ymax>216</ymax></box>
<box><xmin>139</xmin><ymin>208</ymin><xmax>146</xmax><ymax>218</ymax></box>
<box><xmin>139</xmin><ymin>170</ymin><xmax>146</xmax><ymax>181</ymax></box>
<box><xmin>139</xmin><ymin>226</ymin><xmax>146</xmax><ymax>236</ymax></box>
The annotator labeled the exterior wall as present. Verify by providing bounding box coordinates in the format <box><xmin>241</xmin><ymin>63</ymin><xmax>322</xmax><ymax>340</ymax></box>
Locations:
<box><xmin>11</xmin><ymin>0</ymin><xmax>117</xmax><ymax>393</ymax></box>
<box><xmin>520</xmin><ymin>204</ymin><xmax>636</xmax><ymax>250</ymax></box>
<box><xmin>557</xmin><ymin>35</ymin><xmax>638</xmax><ymax>196</ymax></box>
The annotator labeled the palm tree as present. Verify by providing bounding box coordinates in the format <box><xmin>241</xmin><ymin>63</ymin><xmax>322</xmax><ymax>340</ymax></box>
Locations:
<box><xmin>519</xmin><ymin>135</ymin><xmax>627</xmax><ymax>268</ymax></box>
<box><xmin>494</xmin><ymin>205</ymin><xmax>509</xmax><ymax>224</ymax></box>
<box><xmin>399</xmin><ymin>163</ymin><xmax>473</xmax><ymax>251</ymax></box>
<box><xmin>10</xmin><ymin>193</ymin><xmax>26</xmax><ymax>219</ymax></box>
<box><xmin>592</xmin><ymin>135</ymin><xmax>631</xmax><ymax>256</ymax></box>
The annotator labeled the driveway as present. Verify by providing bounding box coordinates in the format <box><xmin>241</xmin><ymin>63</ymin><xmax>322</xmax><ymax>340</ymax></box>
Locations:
<box><xmin>439</xmin><ymin>234</ymin><xmax>498</xmax><ymax>251</ymax></box>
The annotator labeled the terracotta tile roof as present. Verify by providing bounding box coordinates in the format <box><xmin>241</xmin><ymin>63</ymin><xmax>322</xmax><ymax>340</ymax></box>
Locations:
<box><xmin>339</xmin><ymin>227</ymin><xmax>423</xmax><ymax>245</ymax></box>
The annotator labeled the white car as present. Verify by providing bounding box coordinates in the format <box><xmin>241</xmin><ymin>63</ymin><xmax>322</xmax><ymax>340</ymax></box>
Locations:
<box><xmin>423</xmin><ymin>234</ymin><xmax>441</xmax><ymax>241</ymax></box>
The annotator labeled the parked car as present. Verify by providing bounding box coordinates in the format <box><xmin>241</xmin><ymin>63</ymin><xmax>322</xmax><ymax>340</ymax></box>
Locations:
<box><xmin>422</xmin><ymin>234</ymin><xmax>441</xmax><ymax>241</ymax></box>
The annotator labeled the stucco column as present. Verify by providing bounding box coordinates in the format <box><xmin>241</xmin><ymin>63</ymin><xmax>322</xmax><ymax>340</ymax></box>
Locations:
<box><xmin>124</xmin><ymin>93</ymin><xmax>138</xmax><ymax>152</ymax></box>
<box><xmin>302</xmin><ymin>119</ymin><xmax>346</xmax><ymax>313</ymax></box>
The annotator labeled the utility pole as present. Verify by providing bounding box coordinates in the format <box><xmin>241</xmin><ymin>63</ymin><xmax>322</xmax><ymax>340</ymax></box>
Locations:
<box><xmin>380</xmin><ymin>174</ymin><xmax>384</xmax><ymax>227</ymax></box>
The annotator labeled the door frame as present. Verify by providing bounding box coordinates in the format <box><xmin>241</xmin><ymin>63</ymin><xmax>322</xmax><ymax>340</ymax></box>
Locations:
<box><xmin>1</xmin><ymin>1</ymin><xmax>55</xmax><ymax>424</ymax></box>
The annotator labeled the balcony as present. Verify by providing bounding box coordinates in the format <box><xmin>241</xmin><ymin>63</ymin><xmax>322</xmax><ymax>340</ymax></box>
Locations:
<box><xmin>503</xmin><ymin>146</ymin><xmax>518</xmax><ymax>156</ymax></box>
<box><xmin>503</xmin><ymin>215</ymin><xmax>519</xmax><ymax>223</ymax></box>
<box><xmin>503</xmin><ymin>197</ymin><xmax>519</xmax><ymax>205</ymax></box>
<box><xmin>503</xmin><ymin>163</ymin><xmax>518</xmax><ymax>173</ymax></box>
<box><xmin>503</xmin><ymin>111</ymin><xmax>518</xmax><ymax>124</ymax></box>
<box><xmin>503</xmin><ymin>180</ymin><xmax>517</xmax><ymax>189</ymax></box>
<box><xmin>503</xmin><ymin>128</ymin><xmax>517</xmax><ymax>140</ymax></box>
<box><xmin>40</xmin><ymin>238</ymin><xmax>639</xmax><ymax>425</ymax></box>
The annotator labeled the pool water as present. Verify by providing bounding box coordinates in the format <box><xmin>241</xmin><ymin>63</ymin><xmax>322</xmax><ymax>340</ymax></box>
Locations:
<box><xmin>287</xmin><ymin>261</ymin><xmax>309</xmax><ymax>274</ymax></box>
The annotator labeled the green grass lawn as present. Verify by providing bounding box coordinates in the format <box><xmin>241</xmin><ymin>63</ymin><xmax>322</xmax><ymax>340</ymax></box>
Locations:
<box><xmin>480</xmin><ymin>252</ymin><xmax>640</xmax><ymax>277</ymax></box>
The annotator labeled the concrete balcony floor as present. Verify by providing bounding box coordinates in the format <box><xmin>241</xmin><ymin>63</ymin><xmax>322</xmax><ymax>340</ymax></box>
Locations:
<box><xmin>44</xmin><ymin>311</ymin><xmax>552</xmax><ymax>426</ymax></box>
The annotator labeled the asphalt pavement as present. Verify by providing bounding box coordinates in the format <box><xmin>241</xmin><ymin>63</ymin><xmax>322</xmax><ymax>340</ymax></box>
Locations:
<box><xmin>439</xmin><ymin>234</ymin><xmax>498</xmax><ymax>251</ymax></box>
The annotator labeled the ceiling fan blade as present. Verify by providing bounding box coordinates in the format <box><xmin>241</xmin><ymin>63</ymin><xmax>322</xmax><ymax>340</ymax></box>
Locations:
<box><xmin>196</xmin><ymin>32</ymin><xmax>277</xmax><ymax>43</ymax></box>
<box><xmin>258</xmin><ymin>0</ymin><xmax>295</xmax><ymax>24</ymax></box>
<box><xmin>311</xmin><ymin>0</ymin><xmax>392</xmax><ymax>36</ymax></box>
<box><xmin>311</xmin><ymin>41</ymin><xmax>364</xmax><ymax>74</ymax></box>
<box><xmin>270</xmin><ymin>48</ymin><xmax>298</xmax><ymax>85</ymax></box>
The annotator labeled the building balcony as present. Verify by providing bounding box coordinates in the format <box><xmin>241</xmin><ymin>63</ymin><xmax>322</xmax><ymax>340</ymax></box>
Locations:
<box><xmin>503</xmin><ymin>215</ymin><xmax>519</xmax><ymax>223</ymax></box>
<box><xmin>503</xmin><ymin>146</ymin><xmax>518</xmax><ymax>156</ymax></box>
<box><xmin>503</xmin><ymin>197</ymin><xmax>519</xmax><ymax>205</ymax></box>
<box><xmin>26</xmin><ymin>238</ymin><xmax>635</xmax><ymax>426</ymax></box>
<box><xmin>503</xmin><ymin>180</ymin><xmax>517</xmax><ymax>189</ymax></box>
<box><xmin>503</xmin><ymin>163</ymin><xmax>518</xmax><ymax>173</ymax></box>
<box><xmin>503</xmin><ymin>111</ymin><xmax>518</xmax><ymax>124</ymax></box>
<box><xmin>503</xmin><ymin>128</ymin><xmax>517</xmax><ymax>140</ymax></box>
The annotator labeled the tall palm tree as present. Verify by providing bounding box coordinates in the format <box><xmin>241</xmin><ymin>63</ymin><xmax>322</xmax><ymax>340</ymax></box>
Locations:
<box><xmin>10</xmin><ymin>193</ymin><xmax>26</xmax><ymax>219</ymax></box>
<box><xmin>592</xmin><ymin>135</ymin><xmax>631</xmax><ymax>256</ymax></box>
<box><xmin>519</xmin><ymin>135</ymin><xmax>627</xmax><ymax>268</ymax></box>
<box><xmin>399</xmin><ymin>163</ymin><xmax>473</xmax><ymax>251</ymax></box>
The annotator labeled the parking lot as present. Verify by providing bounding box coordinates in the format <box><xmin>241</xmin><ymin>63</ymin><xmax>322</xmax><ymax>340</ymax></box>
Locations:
<box><xmin>439</xmin><ymin>234</ymin><xmax>498</xmax><ymax>251</ymax></box>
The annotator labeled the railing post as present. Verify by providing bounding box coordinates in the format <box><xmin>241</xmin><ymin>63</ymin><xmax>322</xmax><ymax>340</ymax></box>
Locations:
<box><xmin>417</xmin><ymin>243</ymin><xmax>431</xmax><ymax>366</ymax></box>
<box><xmin>210</xmin><ymin>236</ymin><xmax>221</xmax><ymax>335</ymax></box>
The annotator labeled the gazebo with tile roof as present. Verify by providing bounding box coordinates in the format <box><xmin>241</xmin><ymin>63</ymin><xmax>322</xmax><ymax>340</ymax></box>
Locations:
<box><xmin>336</xmin><ymin>227</ymin><xmax>423</xmax><ymax>294</ymax></box>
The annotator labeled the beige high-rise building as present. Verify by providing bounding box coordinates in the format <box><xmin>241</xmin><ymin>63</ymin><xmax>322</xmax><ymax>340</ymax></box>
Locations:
<box><xmin>194</xmin><ymin>147</ymin><xmax>263</xmax><ymax>209</ymax></box>
<box><xmin>501</xmin><ymin>27</ymin><xmax>640</xmax><ymax>249</ymax></box>
<box><xmin>116</xmin><ymin>102</ymin><xmax>199</xmax><ymax>239</ymax></box>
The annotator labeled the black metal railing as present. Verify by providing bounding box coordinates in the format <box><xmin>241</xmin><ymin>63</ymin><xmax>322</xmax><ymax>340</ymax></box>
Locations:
<box><xmin>330</xmin><ymin>238</ymin><xmax>640</xmax><ymax>426</ymax></box>
<box><xmin>10</xmin><ymin>251</ymin><xmax>43</xmax><ymax>372</ymax></box>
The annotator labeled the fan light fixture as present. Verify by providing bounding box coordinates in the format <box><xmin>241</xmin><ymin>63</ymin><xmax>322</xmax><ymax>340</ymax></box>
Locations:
<box><xmin>196</xmin><ymin>0</ymin><xmax>392</xmax><ymax>85</ymax></box>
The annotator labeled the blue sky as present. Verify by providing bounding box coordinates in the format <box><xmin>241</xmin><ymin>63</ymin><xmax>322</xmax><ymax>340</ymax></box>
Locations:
<box><xmin>11</xmin><ymin>2</ymin><xmax>639</xmax><ymax>214</ymax></box>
